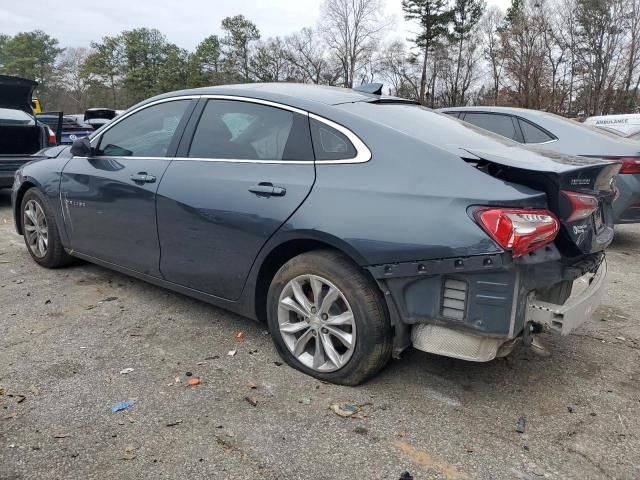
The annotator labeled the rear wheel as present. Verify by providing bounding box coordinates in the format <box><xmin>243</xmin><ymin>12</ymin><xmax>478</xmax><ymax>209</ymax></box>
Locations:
<box><xmin>267</xmin><ymin>249</ymin><xmax>392</xmax><ymax>385</ymax></box>
<box><xmin>21</xmin><ymin>188</ymin><xmax>73</xmax><ymax>268</ymax></box>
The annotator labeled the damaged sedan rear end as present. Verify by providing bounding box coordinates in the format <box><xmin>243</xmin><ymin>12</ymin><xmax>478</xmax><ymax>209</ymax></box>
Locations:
<box><xmin>11</xmin><ymin>84</ymin><xmax>618</xmax><ymax>385</ymax></box>
<box><xmin>338</xmin><ymin>102</ymin><xmax>618</xmax><ymax>363</ymax></box>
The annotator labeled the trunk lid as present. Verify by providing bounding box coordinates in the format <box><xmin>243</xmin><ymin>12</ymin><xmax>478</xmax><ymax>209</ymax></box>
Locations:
<box><xmin>0</xmin><ymin>75</ymin><xmax>38</xmax><ymax>114</ymax></box>
<box><xmin>465</xmin><ymin>147</ymin><xmax>620</xmax><ymax>257</ymax></box>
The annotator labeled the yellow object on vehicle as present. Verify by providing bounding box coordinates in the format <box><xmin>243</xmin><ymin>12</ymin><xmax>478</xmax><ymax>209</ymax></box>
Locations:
<box><xmin>31</xmin><ymin>98</ymin><xmax>42</xmax><ymax>113</ymax></box>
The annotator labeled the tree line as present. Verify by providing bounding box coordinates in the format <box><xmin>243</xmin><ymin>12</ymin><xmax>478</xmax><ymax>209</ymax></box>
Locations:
<box><xmin>0</xmin><ymin>0</ymin><xmax>638</xmax><ymax>117</ymax></box>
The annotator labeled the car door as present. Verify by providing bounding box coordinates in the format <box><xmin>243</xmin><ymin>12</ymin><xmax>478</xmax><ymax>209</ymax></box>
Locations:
<box><xmin>462</xmin><ymin>112</ymin><xmax>524</xmax><ymax>142</ymax></box>
<box><xmin>60</xmin><ymin>98</ymin><xmax>196</xmax><ymax>276</ymax></box>
<box><xmin>156</xmin><ymin>97</ymin><xmax>316</xmax><ymax>300</ymax></box>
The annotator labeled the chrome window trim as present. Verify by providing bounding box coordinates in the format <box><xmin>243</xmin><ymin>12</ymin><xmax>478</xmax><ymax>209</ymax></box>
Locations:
<box><xmin>87</xmin><ymin>94</ymin><xmax>372</xmax><ymax>165</ymax></box>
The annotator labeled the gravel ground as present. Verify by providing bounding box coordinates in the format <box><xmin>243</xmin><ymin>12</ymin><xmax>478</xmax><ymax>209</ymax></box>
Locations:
<box><xmin>1</xmin><ymin>187</ymin><xmax>639</xmax><ymax>480</ymax></box>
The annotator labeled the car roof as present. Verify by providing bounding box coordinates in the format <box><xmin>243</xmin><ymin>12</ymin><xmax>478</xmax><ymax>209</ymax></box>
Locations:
<box><xmin>438</xmin><ymin>106</ymin><xmax>551</xmax><ymax>117</ymax></box>
<box><xmin>147</xmin><ymin>83</ymin><xmax>409</xmax><ymax>110</ymax></box>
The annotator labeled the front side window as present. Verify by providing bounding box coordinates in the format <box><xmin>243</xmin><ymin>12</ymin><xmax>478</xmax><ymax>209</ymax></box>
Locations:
<box><xmin>463</xmin><ymin>113</ymin><xmax>521</xmax><ymax>142</ymax></box>
<box><xmin>189</xmin><ymin>100</ymin><xmax>313</xmax><ymax>161</ymax></box>
<box><xmin>96</xmin><ymin>100</ymin><xmax>190</xmax><ymax>157</ymax></box>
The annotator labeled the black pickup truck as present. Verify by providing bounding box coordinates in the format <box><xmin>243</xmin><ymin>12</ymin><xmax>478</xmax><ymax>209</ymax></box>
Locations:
<box><xmin>0</xmin><ymin>75</ymin><xmax>56</xmax><ymax>188</ymax></box>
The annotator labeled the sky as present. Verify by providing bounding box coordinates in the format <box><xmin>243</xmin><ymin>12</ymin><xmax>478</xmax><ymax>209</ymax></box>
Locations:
<box><xmin>0</xmin><ymin>0</ymin><xmax>511</xmax><ymax>50</ymax></box>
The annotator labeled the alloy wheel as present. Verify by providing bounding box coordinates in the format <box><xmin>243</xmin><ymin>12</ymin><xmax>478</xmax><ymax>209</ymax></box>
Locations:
<box><xmin>277</xmin><ymin>274</ymin><xmax>356</xmax><ymax>372</ymax></box>
<box><xmin>23</xmin><ymin>199</ymin><xmax>48</xmax><ymax>258</ymax></box>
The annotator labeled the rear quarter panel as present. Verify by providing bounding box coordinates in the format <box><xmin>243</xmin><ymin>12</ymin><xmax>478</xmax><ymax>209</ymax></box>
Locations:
<box><xmin>279</xmin><ymin>110</ymin><xmax>548</xmax><ymax>266</ymax></box>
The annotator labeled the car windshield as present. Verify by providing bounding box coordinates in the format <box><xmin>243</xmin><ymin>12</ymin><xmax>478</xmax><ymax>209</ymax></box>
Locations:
<box><xmin>0</xmin><ymin>108</ymin><xmax>34</xmax><ymax>125</ymax></box>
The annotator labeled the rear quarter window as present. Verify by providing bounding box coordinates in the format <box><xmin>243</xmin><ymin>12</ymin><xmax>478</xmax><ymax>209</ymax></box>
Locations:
<box><xmin>463</xmin><ymin>113</ymin><xmax>521</xmax><ymax>142</ymax></box>
<box><xmin>518</xmin><ymin>119</ymin><xmax>555</xmax><ymax>143</ymax></box>
<box><xmin>309</xmin><ymin>118</ymin><xmax>357</xmax><ymax>160</ymax></box>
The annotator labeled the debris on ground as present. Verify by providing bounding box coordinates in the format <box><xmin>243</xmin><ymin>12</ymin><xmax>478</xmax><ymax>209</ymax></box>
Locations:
<box><xmin>567</xmin><ymin>406</ymin><xmax>574</xmax><ymax>413</ymax></box>
<box><xmin>205</xmin><ymin>355</ymin><xmax>219</xmax><ymax>360</ymax></box>
<box><xmin>122</xmin><ymin>446</ymin><xmax>137</xmax><ymax>460</ymax></box>
<box><xmin>247</xmin><ymin>382</ymin><xmax>257</xmax><ymax>389</ymax></box>
<box><xmin>244</xmin><ymin>396</ymin><xmax>258</xmax><ymax>407</ymax></box>
<box><xmin>298</xmin><ymin>397</ymin><xmax>311</xmax><ymax>405</ymax></box>
<box><xmin>516</xmin><ymin>416</ymin><xmax>527</xmax><ymax>434</ymax></box>
<box><xmin>111</xmin><ymin>400</ymin><xmax>136</xmax><ymax>413</ymax></box>
<box><xmin>119</xmin><ymin>368</ymin><xmax>134</xmax><ymax>375</ymax></box>
<box><xmin>330</xmin><ymin>402</ymin><xmax>360</xmax><ymax>418</ymax></box>
<box><xmin>188</xmin><ymin>378</ymin><xmax>201</xmax><ymax>386</ymax></box>
<box><xmin>53</xmin><ymin>434</ymin><xmax>68</xmax><ymax>439</ymax></box>
<box><xmin>227</xmin><ymin>350</ymin><xmax>237</xmax><ymax>356</ymax></box>
<box><xmin>30</xmin><ymin>386</ymin><xmax>40</xmax><ymax>396</ymax></box>
<box><xmin>399</xmin><ymin>472</ymin><xmax>414</xmax><ymax>480</ymax></box>
<box><xmin>166</xmin><ymin>420</ymin><xmax>182</xmax><ymax>427</ymax></box>
<box><xmin>0</xmin><ymin>385</ymin><xmax>4</xmax><ymax>395</ymax></box>
<box><xmin>353</xmin><ymin>426</ymin><xmax>368</xmax><ymax>435</ymax></box>
<box><xmin>234</xmin><ymin>331</ymin><xmax>246</xmax><ymax>342</ymax></box>
<box><xmin>273</xmin><ymin>361</ymin><xmax>282</xmax><ymax>366</ymax></box>
<box><xmin>103</xmin><ymin>296</ymin><xmax>118</xmax><ymax>302</ymax></box>
<box><xmin>185</xmin><ymin>371</ymin><xmax>193</xmax><ymax>377</ymax></box>
<box><xmin>85</xmin><ymin>304</ymin><xmax>96</xmax><ymax>310</ymax></box>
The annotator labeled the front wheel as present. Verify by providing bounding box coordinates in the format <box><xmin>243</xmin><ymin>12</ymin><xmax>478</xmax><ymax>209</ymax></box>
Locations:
<box><xmin>21</xmin><ymin>188</ymin><xmax>73</xmax><ymax>268</ymax></box>
<box><xmin>266</xmin><ymin>249</ymin><xmax>392</xmax><ymax>385</ymax></box>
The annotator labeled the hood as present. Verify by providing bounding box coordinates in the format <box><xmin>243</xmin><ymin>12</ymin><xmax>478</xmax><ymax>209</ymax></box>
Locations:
<box><xmin>0</xmin><ymin>75</ymin><xmax>38</xmax><ymax>113</ymax></box>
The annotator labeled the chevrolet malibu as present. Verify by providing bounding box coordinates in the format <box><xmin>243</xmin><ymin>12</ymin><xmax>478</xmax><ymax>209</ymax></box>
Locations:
<box><xmin>12</xmin><ymin>84</ymin><xmax>618</xmax><ymax>385</ymax></box>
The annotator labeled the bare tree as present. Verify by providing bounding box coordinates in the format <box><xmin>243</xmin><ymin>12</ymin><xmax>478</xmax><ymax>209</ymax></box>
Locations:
<box><xmin>479</xmin><ymin>6</ymin><xmax>505</xmax><ymax>104</ymax></box>
<box><xmin>285</xmin><ymin>28</ymin><xmax>329</xmax><ymax>83</ymax></box>
<box><xmin>56</xmin><ymin>47</ymin><xmax>91</xmax><ymax>111</ymax></box>
<box><xmin>320</xmin><ymin>0</ymin><xmax>387</xmax><ymax>88</ymax></box>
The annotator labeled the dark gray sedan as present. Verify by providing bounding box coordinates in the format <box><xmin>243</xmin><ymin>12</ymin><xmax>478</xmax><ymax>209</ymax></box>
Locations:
<box><xmin>438</xmin><ymin>106</ymin><xmax>640</xmax><ymax>224</ymax></box>
<box><xmin>11</xmin><ymin>84</ymin><xmax>617</xmax><ymax>384</ymax></box>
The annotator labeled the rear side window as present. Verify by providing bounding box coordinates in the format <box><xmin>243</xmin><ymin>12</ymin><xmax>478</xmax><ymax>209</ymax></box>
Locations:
<box><xmin>309</xmin><ymin>118</ymin><xmax>357</xmax><ymax>160</ymax></box>
<box><xmin>518</xmin><ymin>119</ymin><xmax>554</xmax><ymax>143</ymax></box>
<box><xmin>96</xmin><ymin>100</ymin><xmax>190</xmax><ymax>157</ymax></box>
<box><xmin>463</xmin><ymin>113</ymin><xmax>521</xmax><ymax>142</ymax></box>
<box><xmin>189</xmin><ymin>100</ymin><xmax>313</xmax><ymax>161</ymax></box>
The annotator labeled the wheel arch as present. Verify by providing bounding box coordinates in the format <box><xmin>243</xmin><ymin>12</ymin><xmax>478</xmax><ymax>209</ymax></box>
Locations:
<box><xmin>13</xmin><ymin>180</ymin><xmax>38</xmax><ymax>235</ymax></box>
<box><xmin>252</xmin><ymin>231</ymin><xmax>369</xmax><ymax>324</ymax></box>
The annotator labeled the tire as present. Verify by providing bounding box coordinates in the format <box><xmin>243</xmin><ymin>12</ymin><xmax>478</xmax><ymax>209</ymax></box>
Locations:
<box><xmin>267</xmin><ymin>249</ymin><xmax>392</xmax><ymax>385</ymax></box>
<box><xmin>21</xmin><ymin>188</ymin><xmax>73</xmax><ymax>268</ymax></box>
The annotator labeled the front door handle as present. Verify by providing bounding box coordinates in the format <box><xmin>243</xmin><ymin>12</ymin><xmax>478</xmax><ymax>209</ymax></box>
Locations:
<box><xmin>248</xmin><ymin>182</ymin><xmax>286</xmax><ymax>197</ymax></box>
<box><xmin>130</xmin><ymin>172</ymin><xmax>156</xmax><ymax>184</ymax></box>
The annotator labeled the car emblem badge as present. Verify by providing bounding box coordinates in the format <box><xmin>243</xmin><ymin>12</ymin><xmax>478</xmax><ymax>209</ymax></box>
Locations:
<box><xmin>69</xmin><ymin>134</ymin><xmax>77</xmax><ymax>141</ymax></box>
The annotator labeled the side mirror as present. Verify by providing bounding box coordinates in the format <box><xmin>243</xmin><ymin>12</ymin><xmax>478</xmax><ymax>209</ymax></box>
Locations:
<box><xmin>70</xmin><ymin>137</ymin><xmax>93</xmax><ymax>157</ymax></box>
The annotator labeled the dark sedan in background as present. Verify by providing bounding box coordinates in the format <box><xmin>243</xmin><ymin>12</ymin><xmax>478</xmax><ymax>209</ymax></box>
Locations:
<box><xmin>11</xmin><ymin>84</ymin><xmax>617</xmax><ymax>384</ymax></box>
<box><xmin>438</xmin><ymin>106</ymin><xmax>640</xmax><ymax>224</ymax></box>
<box><xmin>36</xmin><ymin>114</ymin><xmax>94</xmax><ymax>145</ymax></box>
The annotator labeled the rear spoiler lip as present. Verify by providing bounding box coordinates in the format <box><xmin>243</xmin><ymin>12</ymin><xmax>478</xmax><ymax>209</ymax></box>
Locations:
<box><xmin>462</xmin><ymin>147</ymin><xmax>617</xmax><ymax>173</ymax></box>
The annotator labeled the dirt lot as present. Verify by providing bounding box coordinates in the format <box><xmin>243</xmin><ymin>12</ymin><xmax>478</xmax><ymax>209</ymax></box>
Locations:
<box><xmin>1</xmin><ymin>187</ymin><xmax>639</xmax><ymax>480</ymax></box>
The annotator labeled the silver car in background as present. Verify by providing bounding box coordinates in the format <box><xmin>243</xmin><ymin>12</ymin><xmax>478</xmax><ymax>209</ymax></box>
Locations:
<box><xmin>438</xmin><ymin>106</ymin><xmax>640</xmax><ymax>224</ymax></box>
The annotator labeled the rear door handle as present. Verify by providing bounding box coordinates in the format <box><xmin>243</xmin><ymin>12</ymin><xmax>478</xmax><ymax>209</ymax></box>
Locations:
<box><xmin>248</xmin><ymin>182</ymin><xmax>286</xmax><ymax>197</ymax></box>
<box><xmin>130</xmin><ymin>172</ymin><xmax>156</xmax><ymax>184</ymax></box>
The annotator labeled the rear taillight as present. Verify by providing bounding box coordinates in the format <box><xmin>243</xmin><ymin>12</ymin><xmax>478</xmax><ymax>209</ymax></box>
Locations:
<box><xmin>602</xmin><ymin>156</ymin><xmax>640</xmax><ymax>174</ymax></box>
<box><xmin>474</xmin><ymin>208</ymin><xmax>560</xmax><ymax>257</ymax></box>
<box><xmin>47</xmin><ymin>127</ymin><xmax>57</xmax><ymax>146</ymax></box>
<box><xmin>562</xmin><ymin>190</ymin><xmax>599</xmax><ymax>222</ymax></box>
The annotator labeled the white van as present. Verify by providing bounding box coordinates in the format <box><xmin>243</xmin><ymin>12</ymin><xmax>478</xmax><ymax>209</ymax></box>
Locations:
<box><xmin>584</xmin><ymin>113</ymin><xmax>640</xmax><ymax>135</ymax></box>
